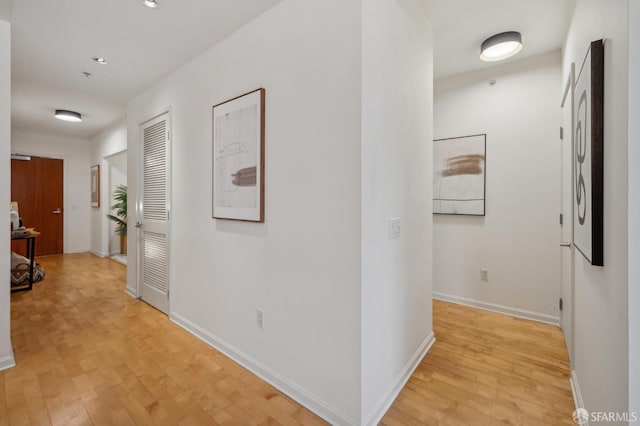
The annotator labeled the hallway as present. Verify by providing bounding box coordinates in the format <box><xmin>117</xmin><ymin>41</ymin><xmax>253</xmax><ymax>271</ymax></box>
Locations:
<box><xmin>3</xmin><ymin>254</ymin><xmax>574</xmax><ymax>424</ymax></box>
<box><xmin>382</xmin><ymin>302</ymin><xmax>575</xmax><ymax>425</ymax></box>
<box><xmin>3</xmin><ymin>254</ymin><xmax>323</xmax><ymax>425</ymax></box>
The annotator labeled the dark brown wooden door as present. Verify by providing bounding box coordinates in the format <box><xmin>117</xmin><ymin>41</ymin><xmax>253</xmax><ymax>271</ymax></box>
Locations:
<box><xmin>11</xmin><ymin>157</ymin><xmax>64</xmax><ymax>256</ymax></box>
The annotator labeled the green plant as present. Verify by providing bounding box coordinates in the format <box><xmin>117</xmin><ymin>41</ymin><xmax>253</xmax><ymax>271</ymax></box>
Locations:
<box><xmin>107</xmin><ymin>184</ymin><xmax>127</xmax><ymax>235</ymax></box>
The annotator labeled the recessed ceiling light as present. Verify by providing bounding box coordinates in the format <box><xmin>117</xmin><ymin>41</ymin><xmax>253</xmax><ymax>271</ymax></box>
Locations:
<box><xmin>54</xmin><ymin>110</ymin><xmax>83</xmax><ymax>122</ymax></box>
<box><xmin>142</xmin><ymin>0</ymin><xmax>160</xmax><ymax>8</ymax></box>
<box><xmin>92</xmin><ymin>57</ymin><xmax>107</xmax><ymax>64</ymax></box>
<box><xmin>480</xmin><ymin>31</ymin><xmax>523</xmax><ymax>62</ymax></box>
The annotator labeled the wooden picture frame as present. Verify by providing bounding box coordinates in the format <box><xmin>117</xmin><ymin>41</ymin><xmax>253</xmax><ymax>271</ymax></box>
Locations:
<box><xmin>91</xmin><ymin>164</ymin><xmax>100</xmax><ymax>208</ymax></box>
<box><xmin>212</xmin><ymin>88</ymin><xmax>265</xmax><ymax>222</ymax></box>
<box><xmin>433</xmin><ymin>134</ymin><xmax>486</xmax><ymax>216</ymax></box>
<box><xmin>573</xmin><ymin>39</ymin><xmax>604</xmax><ymax>266</ymax></box>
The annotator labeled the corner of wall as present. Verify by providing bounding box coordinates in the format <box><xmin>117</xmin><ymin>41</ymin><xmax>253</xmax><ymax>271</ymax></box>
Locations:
<box><xmin>362</xmin><ymin>333</ymin><xmax>436</xmax><ymax>426</ymax></box>
<box><xmin>628</xmin><ymin>0</ymin><xmax>640</xmax><ymax>416</ymax></box>
<box><xmin>0</xmin><ymin>350</ymin><xmax>15</xmax><ymax>372</ymax></box>
<box><xmin>125</xmin><ymin>116</ymin><xmax>138</xmax><ymax>302</ymax></box>
<box><xmin>570</xmin><ymin>370</ymin><xmax>585</xmax><ymax>415</ymax></box>
<box><xmin>360</xmin><ymin>0</ymin><xmax>434</xmax><ymax>421</ymax></box>
<box><xmin>0</xmin><ymin>18</ymin><xmax>13</xmax><ymax>369</ymax></box>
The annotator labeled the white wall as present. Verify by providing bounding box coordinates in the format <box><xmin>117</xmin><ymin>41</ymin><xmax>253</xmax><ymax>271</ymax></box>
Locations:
<box><xmin>628</xmin><ymin>0</ymin><xmax>639</xmax><ymax>418</ymax></box>
<box><xmin>360</xmin><ymin>0</ymin><xmax>433</xmax><ymax>423</ymax></box>
<box><xmin>11</xmin><ymin>129</ymin><xmax>91</xmax><ymax>254</ymax></box>
<box><xmin>0</xmin><ymin>18</ymin><xmax>15</xmax><ymax>371</ymax></box>
<box><xmin>563</xmin><ymin>0</ymin><xmax>629</xmax><ymax>418</ymax></box>
<box><xmin>433</xmin><ymin>51</ymin><xmax>562</xmax><ymax>323</ymax></box>
<box><xmin>0</xmin><ymin>1</ymin><xmax>13</xmax><ymax>22</ymax></box>
<box><xmin>90</xmin><ymin>119</ymin><xmax>127</xmax><ymax>256</ymax></box>
<box><xmin>127</xmin><ymin>1</ymin><xmax>362</xmax><ymax>423</ymax></box>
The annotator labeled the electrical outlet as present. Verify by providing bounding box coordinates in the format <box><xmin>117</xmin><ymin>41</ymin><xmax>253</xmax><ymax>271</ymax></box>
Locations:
<box><xmin>256</xmin><ymin>309</ymin><xmax>265</xmax><ymax>328</ymax></box>
<box><xmin>480</xmin><ymin>268</ymin><xmax>489</xmax><ymax>282</ymax></box>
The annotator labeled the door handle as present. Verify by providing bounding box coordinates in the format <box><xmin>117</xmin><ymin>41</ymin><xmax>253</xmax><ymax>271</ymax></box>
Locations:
<box><xmin>52</xmin><ymin>208</ymin><xmax>62</xmax><ymax>214</ymax></box>
<box><xmin>135</xmin><ymin>222</ymin><xmax>143</xmax><ymax>229</ymax></box>
<box><xmin>560</xmin><ymin>242</ymin><xmax>572</xmax><ymax>248</ymax></box>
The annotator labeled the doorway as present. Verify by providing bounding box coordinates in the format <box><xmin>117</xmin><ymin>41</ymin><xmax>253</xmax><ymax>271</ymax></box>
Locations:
<box><xmin>11</xmin><ymin>156</ymin><xmax>64</xmax><ymax>256</ymax></box>
<box><xmin>105</xmin><ymin>151</ymin><xmax>128</xmax><ymax>264</ymax></box>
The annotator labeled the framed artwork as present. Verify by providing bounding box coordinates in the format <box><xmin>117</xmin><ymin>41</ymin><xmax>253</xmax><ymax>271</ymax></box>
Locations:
<box><xmin>433</xmin><ymin>134</ymin><xmax>486</xmax><ymax>216</ymax></box>
<box><xmin>91</xmin><ymin>165</ymin><xmax>100</xmax><ymax>208</ymax></box>
<box><xmin>573</xmin><ymin>39</ymin><xmax>604</xmax><ymax>266</ymax></box>
<box><xmin>212</xmin><ymin>88</ymin><xmax>265</xmax><ymax>222</ymax></box>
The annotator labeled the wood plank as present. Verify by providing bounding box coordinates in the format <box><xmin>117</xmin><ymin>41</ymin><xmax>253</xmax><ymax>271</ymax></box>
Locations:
<box><xmin>2</xmin><ymin>254</ymin><xmax>575</xmax><ymax>425</ymax></box>
<box><xmin>382</xmin><ymin>300</ymin><xmax>575</xmax><ymax>425</ymax></box>
<box><xmin>4</xmin><ymin>254</ymin><xmax>322</xmax><ymax>425</ymax></box>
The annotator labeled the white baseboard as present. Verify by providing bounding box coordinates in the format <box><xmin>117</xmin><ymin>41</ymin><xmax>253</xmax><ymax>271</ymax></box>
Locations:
<box><xmin>363</xmin><ymin>332</ymin><xmax>436</xmax><ymax>426</ymax></box>
<box><xmin>125</xmin><ymin>286</ymin><xmax>138</xmax><ymax>298</ymax></box>
<box><xmin>89</xmin><ymin>249</ymin><xmax>109</xmax><ymax>258</ymax></box>
<box><xmin>433</xmin><ymin>292</ymin><xmax>560</xmax><ymax>326</ymax></box>
<box><xmin>0</xmin><ymin>351</ymin><xmax>16</xmax><ymax>371</ymax></box>
<box><xmin>170</xmin><ymin>313</ymin><xmax>358</xmax><ymax>426</ymax></box>
<box><xmin>570</xmin><ymin>369</ymin><xmax>587</xmax><ymax>424</ymax></box>
<box><xmin>65</xmin><ymin>249</ymin><xmax>91</xmax><ymax>255</ymax></box>
<box><xmin>110</xmin><ymin>256</ymin><xmax>127</xmax><ymax>266</ymax></box>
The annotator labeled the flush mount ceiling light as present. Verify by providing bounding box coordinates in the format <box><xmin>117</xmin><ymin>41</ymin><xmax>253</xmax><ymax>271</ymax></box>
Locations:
<box><xmin>480</xmin><ymin>31</ymin><xmax>523</xmax><ymax>62</ymax></box>
<box><xmin>54</xmin><ymin>109</ymin><xmax>83</xmax><ymax>122</ymax></box>
<box><xmin>92</xmin><ymin>56</ymin><xmax>107</xmax><ymax>64</ymax></box>
<box><xmin>141</xmin><ymin>0</ymin><xmax>160</xmax><ymax>8</ymax></box>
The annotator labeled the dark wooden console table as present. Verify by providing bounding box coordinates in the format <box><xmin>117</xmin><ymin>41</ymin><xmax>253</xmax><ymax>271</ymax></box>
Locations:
<box><xmin>10</xmin><ymin>230</ymin><xmax>40</xmax><ymax>293</ymax></box>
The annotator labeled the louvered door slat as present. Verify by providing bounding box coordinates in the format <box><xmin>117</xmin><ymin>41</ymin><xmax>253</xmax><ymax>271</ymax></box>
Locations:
<box><xmin>143</xmin><ymin>120</ymin><xmax>167</xmax><ymax>222</ymax></box>
<box><xmin>139</xmin><ymin>113</ymin><xmax>170</xmax><ymax>315</ymax></box>
<box><xmin>143</xmin><ymin>232</ymin><xmax>168</xmax><ymax>293</ymax></box>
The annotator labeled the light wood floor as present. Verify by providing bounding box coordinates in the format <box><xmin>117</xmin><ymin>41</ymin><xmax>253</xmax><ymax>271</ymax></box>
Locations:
<box><xmin>3</xmin><ymin>254</ymin><xmax>324</xmax><ymax>425</ymax></box>
<box><xmin>381</xmin><ymin>301</ymin><xmax>575</xmax><ymax>425</ymax></box>
<box><xmin>3</xmin><ymin>254</ymin><xmax>575</xmax><ymax>425</ymax></box>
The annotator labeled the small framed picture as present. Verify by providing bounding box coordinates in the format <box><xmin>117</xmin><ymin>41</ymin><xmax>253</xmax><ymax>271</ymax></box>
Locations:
<box><xmin>91</xmin><ymin>165</ymin><xmax>100</xmax><ymax>208</ymax></box>
<box><xmin>212</xmin><ymin>88</ymin><xmax>265</xmax><ymax>222</ymax></box>
<box><xmin>433</xmin><ymin>134</ymin><xmax>486</xmax><ymax>216</ymax></box>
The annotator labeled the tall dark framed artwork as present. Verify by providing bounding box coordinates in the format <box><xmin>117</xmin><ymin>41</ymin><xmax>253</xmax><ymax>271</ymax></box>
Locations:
<box><xmin>433</xmin><ymin>134</ymin><xmax>486</xmax><ymax>216</ymax></box>
<box><xmin>212</xmin><ymin>88</ymin><xmax>265</xmax><ymax>222</ymax></box>
<box><xmin>573</xmin><ymin>39</ymin><xmax>604</xmax><ymax>266</ymax></box>
<box><xmin>91</xmin><ymin>165</ymin><xmax>100</xmax><ymax>208</ymax></box>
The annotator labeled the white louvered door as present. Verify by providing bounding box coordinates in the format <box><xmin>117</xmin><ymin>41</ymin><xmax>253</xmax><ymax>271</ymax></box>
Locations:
<box><xmin>138</xmin><ymin>113</ymin><xmax>170</xmax><ymax>314</ymax></box>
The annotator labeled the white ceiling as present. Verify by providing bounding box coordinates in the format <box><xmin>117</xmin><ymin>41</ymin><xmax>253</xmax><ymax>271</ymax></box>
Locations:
<box><xmin>423</xmin><ymin>0</ymin><xmax>575</xmax><ymax>79</ymax></box>
<box><xmin>7</xmin><ymin>0</ymin><xmax>282</xmax><ymax>138</ymax></box>
<box><xmin>5</xmin><ymin>0</ymin><xmax>574</xmax><ymax>139</ymax></box>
